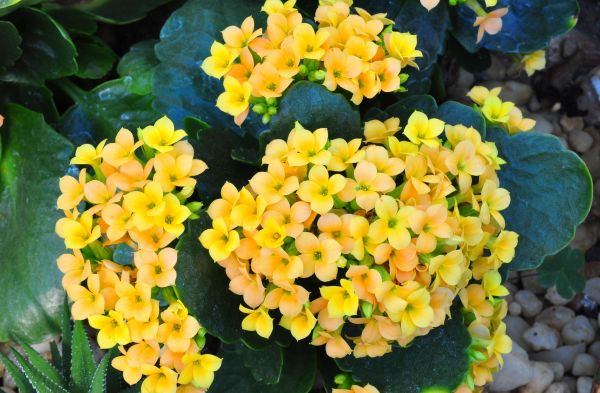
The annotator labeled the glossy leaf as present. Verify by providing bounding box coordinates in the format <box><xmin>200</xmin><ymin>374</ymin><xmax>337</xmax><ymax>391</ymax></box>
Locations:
<box><xmin>117</xmin><ymin>40</ymin><xmax>159</xmax><ymax>96</ymax></box>
<box><xmin>486</xmin><ymin>127</ymin><xmax>593</xmax><ymax>271</ymax></box>
<box><xmin>435</xmin><ymin>101</ymin><xmax>486</xmax><ymax>137</ymax></box>
<box><xmin>538</xmin><ymin>246</ymin><xmax>585</xmax><ymax>299</ymax></box>
<box><xmin>0</xmin><ymin>104</ymin><xmax>73</xmax><ymax>343</ymax></box>
<box><xmin>2</xmin><ymin>7</ymin><xmax>77</xmax><ymax>83</ymax></box>
<box><xmin>45</xmin><ymin>8</ymin><xmax>98</xmax><ymax>35</ymax></box>
<box><xmin>74</xmin><ymin>37</ymin><xmax>117</xmax><ymax>80</ymax></box>
<box><xmin>337</xmin><ymin>307</ymin><xmax>471</xmax><ymax>393</ymax></box>
<box><xmin>69</xmin><ymin>0</ymin><xmax>172</xmax><ymax>24</ymax></box>
<box><xmin>0</xmin><ymin>21</ymin><xmax>22</xmax><ymax>69</ymax></box>
<box><xmin>240</xmin><ymin>342</ymin><xmax>284</xmax><ymax>384</ymax></box>
<box><xmin>0</xmin><ymin>80</ymin><xmax>59</xmax><ymax>123</ymax></box>
<box><xmin>452</xmin><ymin>0</ymin><xmax>579</xmax><ymax>53</ymax></box>
<box><xmin>385</xmin><ymin>94</ymin><xmax>438</xmax><ymax>122</ymax></box>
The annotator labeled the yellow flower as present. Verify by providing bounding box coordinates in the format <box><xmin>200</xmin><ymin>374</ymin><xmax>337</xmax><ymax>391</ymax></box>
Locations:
<box><xmin>344</xmin><ymin>161</ymin><xmax>395</xmax><ymax>211</ymax></box>
<box><xmin>141</xmin><ymin>116</ymin><xmax>187</xmax><ymax>153</ymax></box>
<box><xmin>296</xmin><ymin>231</ymin><xmax>342</xmax><ymax>282</ymax></box>
<box><xmin>57</xmin><ymin>250</ymin><xmax>91</xmax><ymax>289</ymax></box>
<box><xmin>459</xmin><ymin>284</ymin><xmax>494</xmax><ymax>318</ymax></box>
<box><xmin>222</xmin><ymin>16</ymin><xmax>262</xmax><ymax>50</ymax></box>
<box><xmin>363</xmin><ymin>117</ymin><xmax>400</xmax><ymax>144</ymax></box>
<box><xmin>89</xmin><ymin>310</ymin><xmax>131</xmax><ymax>349</ymax></box>
<box><xmin>429</xmin><ymin>249</ymin><xmax>465</xmax><ymax>287</ymax></box>
<box><xmin>522</xmin><ymin>50</ymin><xmax>546</xmax><ymax>77</ymax></box>
<box><xmin>384</xmin><ymin>32</ymin><xmax>422</xmax><ymax>68</ymax></box>
<box><xmin>320</xmin><ymin>279</ymin><xmax>359</xmax><ymax>318</ymax></box>
<box><xmin>297</xmin><ymin>165</ymin><xmax>346</xmax><ymax>215</ymax></box>
<box><xmin>323</xmin><ymin>48</ymin><xmax>362</xmax><ymax>93</ymax></box>
<box><xmin>102</xmin><ymin>128</ymin><xmax>143</xmax><ymax>167</ymax></box>
<box><xmin>397</xmin><ymin>281</ymin><xmax>434</xmax><ymax>336</ymax></box>
<box><xmin>373</xmin><ymin>281</ymin><xmax>408</xmax><ymax>321</ymax></box>
<box><xmin>507</xmin><ymin>107</ymin><xmax>536</xmax><ymax>134</ymax></box>
<box><xmin>403</xmin><ymin>111</ymin><xmax>444</xmax><ymax>147</ymax></box>
<box><xmin>178</xmin><ymin>353</ymin><xmax>222</xmax><ymax>389</ymax></box>
<box><xmin>255</xmin><ymin>218</ymin><xmax>287</xmax><ymax>249</ymax></box>
<box><xmin>57</xmin><ymin>169</ymin><xmax>87</xmax><ymax>211</ymax></box>
<box><xmin>490</xmin><ymin>322</ymin><xmax>512</xmax><ymax>364</ymax></box>
<box><xmin>287</xmin><ymin>123</ymin><xmax>331</xmax><ymax>166</ymax></box>
<box><xmin>201</xmin><ymin>42</ymin><xmax>238</xmax><ymax>78</ymax></box>
<box><xmin>280</xmin><ymin>305</ymin><xmax>317</xmax><ymax>340</ymax></box>
<box><xmin>101</xmin><ymin>204</ymin><xmax>133</xmax><ymax>241</ymax></box>
<box><xmin>327</xmin><ymin>138</ymin><xmax>364</xmax><ymax>172</ymax></box>
<box><xmin>445</xmin><ymin>140</ymin><xmax>487</xmax><ymax>193</ymax></box>
<box><xmin>128</xmin><ymin>300</ymin><xmax>160</xmax><ymax>343</ymax></box>
<box><xmin>157</xmin><ymin>301</ymin><xmax>201</xmax><ymax>352</ymax></box>
<box><xmin>482</xmin><ymin>270</ymin><xmax>509</xmax><ymax>299</ymax></box>
<box><xmin>123</xmin><ymin>181</ymin><xmax>166</xmax><ymax>231</ymax></box>
<box><xmin>111</xmin><ymin>341</ymin><xmax>160</xmax><ymax>385</ymax></box>
<box><xmin>479</xmin><ymin>180</ymin><xmax>510</xmax><ymax>228</ymax></box>
<box><xmin>56</xmin><ymin>211</ymin><xmax>101</xmax><ymax>250</ymax></box>
<box><xmin>466</xmin><ymin>85</ymin><xmax>501</xmax><ymax>106</ymax></box>
<box><xmin>115</xmin><ymin>280</ymin><xmax>153</xmax><ymax>322</ymax></box>
<box><xmin>240</xmin><ymin>305</ymin><xmax>274</xmax><ymax>338</ymax></box>
<box><xmin>70</xmin><ymin>140</ymin><xmax>106</xmax><ymax>166</ymax></box>
<box><xmin>369</xmin><ymin>196</ymin><xmax>413</xmax><ymax>250</ymax></box>
<box><xmin>293</xmin><ymin>23</ymin><xmax>329</xmax><ymax>60</ymax></box>
<box><xmin>264</xmin><ymin>284</ymin><xmax>310</xmax><ymax>317</ymax></box>
<box><xmin>135</xmin><ymin>248</ymin><xmax>178</xmax><ymax>288</ymax></box>
<box><xmin>154</xmin><ymin>194</ymin><xmax>191</xmax><ymax>237</ymax></box>
<box><xmin>83</xmin><ymin>179</ymin><xmax>121</xmax><ymax>213</ymax></box>
<box><xmin>199</xmin><ymin>218</ymin><xmax>240</xmax><ymax>262</ymax></box>
<box><xmin>217</xmin><ymin>75</ymin><xmax>252</xmax><ymax>119</ymax></box>
<box><xmin>249</xmin><ymin>161</ymin><xmax>299</xmax><ymax>204</ymax></box>
<box><xmin>141</xmin><ymin>365</ymin><xmax>178</xmax><ymax>393</ymax></box>
<box><xmin>481</xmin><ymin>96</ymin><xmax>514</xmax><ymax>124</ymax></box>
<box><xmin>490</xmin><ymin>230</ymin><xmax>518</xmax><ymax>263</ymax></box>
<box><xmin>66</xmin><ymin>273</ymin><xmax>104</xmax><ymax>320</ymax></box>
<box><xmin>153</xmin><ymin>152</ymin><xmax>207</xmax><ymax>192</ymax></box>
<box><xmin>229</xmin><ymin>187</ymin><xmax>267</xmax><ymax>230</ymax></box>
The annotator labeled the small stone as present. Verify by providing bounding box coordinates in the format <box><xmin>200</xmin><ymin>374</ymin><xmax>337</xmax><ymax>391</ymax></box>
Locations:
<box><xmin>490</xmin><ymin>342</ymin><xmax>534</xmax><ymax>391</ymax></box>
<box><xmin>546</xmin><ymin>287</ymin><xmax>574</xmax><ymax>306</ymax></box>
<box><xmin>536</xmin><ymin>307</ymin><xmax>575</xmax><ymax>330</ymax></box>
<box><xmin>523</xmin><ymin>323</ymin><xmax>561</xmax><ymax>351</ymax></box>
<box><xmin>516</xmin><ymin>290</ymin><xmax>544</xmax><ymax>318</ymax></box>
<box><xmin>545</xmin><ymin>382</ymin><xmax>571</xmax><ymax>393</ymax></box>
<box><xmin>587</xmin><ymin>341</ymin><xmax>600</xmax><ymax>360</ymax></box>
<box><xmin>530</xmin><ymin>343</ymin><xmax>586</xmax><ymax>372</ymax></box>
<box><xmin>519</xmin><ymin>362</ymin><xmax>555</xmax><ymax>393</ymax></box>
<box><xmin>547</xmin><ymin>362</ymin><xmax>565</xmax><ymax>381</ymax></box>
<box><xmin>572</xmin><ymin>224</ymin><xmax>599</xmax><ymax>253</ymax></box>
<box><xmin>510</xmin><ymin>302</ymin><xmax>523</xmax><ymax>316</ymax></box>
<box><xmin>562</xmin><ymin>39</ymin><xmax>579</xmax><ymax>58</ymax></box>
<box><xmin>529</xmin><ymin>96</ymin><xmax>542</xmax><ymax>112</ymax></box>
<box><xmin>582</xmin><ymin>146</ymin><xmax>600</xmax><ymax>181</ymax></box>
<box><xmin>559</xmin><ymin>116</ymin><xmax>584</xmax><ymax>133</ymax></box>
<box><xmin>562</xmin><ymin>316</ymin><xmax>596</xmax><ymax>345</ymax></box>
<box><xmin>576</xmin><ymin>377</ymin><xmax>592</xmax><ymax>393</ymax></box>
<box><xmin>572</xmin><ymin>353</ymin><xmax>597</xmax><ymax>377</ymax></box>
<box><xmin>584</xmin><ymin>277</ymin><xmax>600</xmax><ymax>303</ymax></box>
<box><xmin>531</xmin><ymin>114</ymin><xmax>554</xmax><ymax>134</ymax></box>
<box><xmin>500</xmin><ymin>81</ymin><xmax>534</xmax><ymax>105</ymax></box>
<box><xmin>568</xmin><ymin>130</ymin><xmax>594</xmax><ymax>153</ymax></box>
<box><xmin>506</xmin><ymin>315</ymin><xmax>533</xmax><ymax>351</ymax></box>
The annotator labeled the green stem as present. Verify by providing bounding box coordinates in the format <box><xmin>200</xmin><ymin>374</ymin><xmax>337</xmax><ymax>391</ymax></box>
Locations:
<box><xmin>464</xmin><ymin>0</ymin><xmax>486</xmax><ymax>16</ymax></box>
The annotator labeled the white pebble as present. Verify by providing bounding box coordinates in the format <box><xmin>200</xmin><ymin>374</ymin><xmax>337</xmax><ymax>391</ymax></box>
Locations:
<box><xmin>510</xmin><ymin>302</ymin><xmax>523</xmax><ymax>316</ymax></box>
<box><xmin>544</xmin><ymin>382</ymin><xmax>571</xmax><ymax>393</ymax></box>
<box><xmin>587</xmin><ymin>341</ymin><xmax>600</xmax><ymax>360</ymax></box>
<box><xmin>516</xmin><ymin>290</ymin><xmax>544</xmax><ymax>318</ymax></box>
<box><xmin>519</xmin><ymin>362</ymin><xmax>555</xmax><ymax>393</ymax></box>
<box><xmin>562</xmin><ymin>316</ymin><xmax>596</xmax><ymax>345</ymax></box>
<box><xmin>572</xmin><ymin>353</ymin><xmax>597</xmax><ymax>377</ymax></box>
<box><xmin>547</xmin><ymin>361</ymin><xmax>565</xmax><ymax>381</ymax></box>
<box><xmin>545</xmin><ymin>287</ymin><xmax>573</xmax><ymax>306</ymax></box>
<box><xmin>523</xmin><ymin>323</ymin><xmax>561</xmax><ymax>351</ymax></box>
<box><xmin>537</xmin><ymin>306</ymin><xmax>576</xmax><ymax>330</ymax></box>
<box><xmin>584</xmin><ymin>277</ymin><xmax>600</xmax><ymax>303</ymax></box>
<box><xmin>576</xmin><ymin>377</ymin><xmax>593</xmax><ymax>393</ymax></box>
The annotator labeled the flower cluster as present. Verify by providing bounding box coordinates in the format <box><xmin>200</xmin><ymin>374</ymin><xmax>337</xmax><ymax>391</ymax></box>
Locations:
<box><xmin>55</xmin><ymin>117</ymin><xmax>222</xmax><ymax>393</ymax></box>
<box><xmin>467</xmin><ymin>85</ymin><xmax>536</xmax><ymax>134</ymax></box>
<box><xmin>201</xmin><ymin>0</ymin><xmax>422</xmax><ymax>125</ymax></box>
<box><xmin>199</xmin><ymin>111</ymin><xmax>518</xmax><ymax>361</ymax></box>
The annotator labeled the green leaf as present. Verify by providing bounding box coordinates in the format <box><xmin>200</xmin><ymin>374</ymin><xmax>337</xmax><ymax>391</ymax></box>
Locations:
<box><xmin>87</xmin><ymin>349</ymin><xmax>114</xmax><ymax>393</ymax></box>
<box><xmin>2</xmin><ymin>7</ymin><xmax>77</xmax><ymax>83</ymax></box>
<box><xmin>45</xmin><ymin>8</ymin><xmax>98</xmax><ymax>35</ymax></box>
<box><xmin>0</xmin><ymin>21</ymin><xmax>22</xmax><ymax>69</ymax></box>
<box><xmin>0</xmin><ymin>80</ymin><xmax>59</xmax><ymax>123</ymax></box>
<box><xmin>69</xmin><ymin>0</ymin><xmax>171</xmax><ymax>24</ymax></box>
<box><xmin>74</xmin><ymin>37</ymin><xmax>117</xmax><ymax>80</ymax></box>
<box><xmin>336</xmin><ymin>306</ymin><xmax>471</xmax><ymax>393</ymax></box>
<box><xmin>58</xmin><ymin>78</ymin><xmax>160</xmax><ymax>145</ymax></box>
<box><xmin>538</xmin><ymin>246</ymin><xmax>586</xmax><ymax>299</ymax></box>
<box><xmin>117</xmin><ymin>40</ymin><xmax>159</xmax><ymax>96</ymax></box>
<box><xmin>188</xmin><ymin>125</ymin><xmax>258</xmax><ymax>203</ymax></box>
<box><xmin>61</xmin><ymin>296</ymin><xmax>72</xmax><ymax>381</ymax></box>
<box><xmin>0</xmin><ymin>0</ymin><xmax>22</xmax><ymax>17</ymax></box>
<box><xmin>0</xmin><ymin>351</ymin><xmax>35</xmax><ymax>393</ymax></box>
<box><xmin>486</xmin><ymin>127</ymin><xmax>593</xmax><ymax>271</ymax></box>
<box><xmin>0</xmin><ymin>104</ymin><xmax>73</xmax><ymax>343</ymax></box>
<box><xmin>175</xmin><ymin>214</ymin><xmax>244</xmax><ymax>343</ymax></box>
<box><xmin>452</xmin><ymin>0</ymin><xmax>579</xmax><ymax>53</ymax></box>
<box><xmin>260</xmin><ymin>81</ymin><xmax>362</xmax><ymax>150</ymax></box>
<box><xmin>385</xmin><ymin>95</ymin><xmax>438</xmax><ymax>122</ymax></box>
<box><xmin>210</xmin><ymin>342</ymin><xmax>316</xmax><ymax>393</ymax></box>
<box><xmin>153</xmin><ymin>0</ymin><xmax>265</xmax><ymax>134</ymax></box>
<box><xmin>113</xmin><ymin>243</ymin><xmax>135</xmax><ymax>266</ymax></box>
<box><xmin>435</xmin><ymin>101</ymin><xmax>486</xmax><ymax>137</ymax></box>
<box><xmin>71</xmin><ymin>320</ymin><xmax>98</xmax><ymax>393</ymax></box>
<box><xmin>241</xmin><ymin>342</ymin><xmax>284</xmax><ymax>384</ymax></box>
<box><xmin>12</xmin><ymin>337</ymin><xmax>67</xmax><ymax>389</ymax></box>
<box><xmin>9</xmin><ymin>348</ymin><xmax>70</xmax><ymax>393</ymax></box>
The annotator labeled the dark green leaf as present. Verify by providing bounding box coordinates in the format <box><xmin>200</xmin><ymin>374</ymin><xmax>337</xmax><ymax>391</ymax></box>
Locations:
<box><xmin>0</xmin><ymin>80</ymin><xmax>59</xmax><ymax>123</ymax></box>
<box><xmin>0</xmin><ymin>104</ymin><xmax>72</xmax><ymax>343</ymax></box>
<box><xmin>69</xmin><ymin>0</ymin><xmax>171</xmax><ymax>24</ymax></box>
<box><xmin>261</xmin><ymin>81</ymin><xmax>362</xmax><ymax>150</ymax></box>
<box><xmin>87</xmin><ymin>349</ymin><xmax>114</xmax><ymax>393</ymax></box>
<box><xmin>337</xmin><ymin>306</ymin><xmax>471</xmax><ymax>393</ymax></box>
<box><xmin>0</xmin><ymin>351</ymin><xmax>35</xmax><ymax>393</ymax></box>
<box><xmin>240</xmin><ymin>342</ymin><xmax>284</xmax><ymax>384</ymax></box>
<box><xmin>0</xmin><ymin>0</ymin><xmax>23</xmax><ymax>17</ymax></box>
<box><xmin>117</xmin><ymin>40</ymin><xmax>159</xmax><ymax>96</ymax></box>
<box><xmin>113</xmin><ymin>243</ymin><xmax>135</xmax><ymax>266</ymax></box>
<box><xmin>435</xmin><ymin>101</ymin><xmax>486</xmax><ymax>137</ymax></box>
<box><xmin>74</xmin><ymin>37</ymin><xmax>117</xmax><ymax>79</ymax></box>
<box><xmin>385</xmin><ymin>95</ymin><xmax>438</xmax><ymax>122</ymax></box>
<box><xmin>538</xmin><ymin>246</ymin><xmax>586</xmax><ymax>299</ymax></box>
<box><xmin>71</xmin><ymin>320</ymin><xmax>97</xmax><ymax>393</ymax></box>
<box><xmin>12</xmin><ymin>337</ymin><xmax>67</xmax><ymax>389</ymax></box>
<box><xmin>452</xmin><ymin>0</ymin><xmax>579</xmax><ymax>53</ymax></box>
<box><xmin>486</xmin><ymin>127</ymin><xmax>593</xmax><ymax>271</ymax></box>
<box><xmin>50</xmin><ymin>341</ymin><xmax>62</xmax><ymax>372</ymax></box>
<box><xmin>58</xmin><ymin>78</ymin><xmax>160</xmax><ymax>145</ymax></box>
<box><xmin>175</xmin><ymin>214</ymin><xmax>244</xmax><ymax>343</ymax></box>
<box><xmin>0</xmin><ymin>21</ymin><xmax>22</xmax><ymax>69</ymax></box>
<box><xmin>2</xmin><ymin>8</ymin><xmax>77</xmax><ymax>83</ymax></box>
<box><xmin>210</xmin><ymin>342</ymin><xmax>316</xmax><ymax>393</ymax></box>
<box><xmin>61</xmin><ymin>296</ymin><xmax>72</xmax><ymax>381</ymax></box>
<box><xmin>9</xmin><ymin>348</ymin><xmax>70</xmax><ymax>393</ymax></box>
<box><xmin>153</xmin><ymin>0</ymin><xmax>265</xmax><ymax>134</ymax></box>
<box><xmin>45</xmin><ymin>8</ymin><xmax>98</xmax><ymax>35</ymax></box>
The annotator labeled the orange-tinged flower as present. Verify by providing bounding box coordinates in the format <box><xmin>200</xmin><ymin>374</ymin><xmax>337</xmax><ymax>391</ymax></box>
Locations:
<box><xmin>128</xmin><ymin>300</ymin><xmax>160</xmax><ymax>343</ymax></box>
<box><xmin>222</xmin><ymin>16</ymin><xmax>262</xmax><ymax>50</ymax></box>
<box><xmin>102</xmin><ymin>128</ymin><xmax>143</xmax><ymax>167</ymax></box>
<box><xmin>229</xmin><ymin>266</ymin><xmax>265</xmax><ymax>308</ymax></box>
<box><xmin>474</xmin><ymin>8</ymin><xmax>509</xmax><ymax>43</ymax></box>
<box><xmin>371</xmin><ymin>57</ymin><xmax>402</xmax><ymax>92</ymax></box>
<box><xmin>459</xmin><ymin>284</ymin><xmax>494</xmax><ymax>319</ymax></box>
<box><xmin>89</xmin><ymin>310</ymin><xmax>131</xmax><ymax>349</ymax></box>
<box><xmin>327</xmin><ymin>138</ymin><xmax>364</xmax><ymax>172</ymax></box>
<box><xmin>363</xmin><ymin>145</ymin><xmax>404</xmax><ymax>176</ymax></box>
<box><xmin>108</xmin><ymin>159</ymin><xmax>153</xmax><ymax>192</ymax></box>
<box><xmin>264</xmin><ymin>284</ymin><xmax>310</xmax><ymax>317</ymax></box>
<box><xmin>408</xmin><ymin>204</ymin><xmax>453</xmax><ymax>253</ymax></box>
<box><xmin>207</xmin><ymin>181</ymin><xmax>240</xmax><ymax>221</ymax></box>
<box><xmin>317</xmin><ymin>213</ymin><xmax>354</xmax><ymax>254</ymax></box>
<box><xmin>287</xmin><ymin>123</ymin><xmax>332</xmax><ymax>167</ymax></box>
<box><xmin>479</xmin><ymin>180</ymin><xmax>510</xmax><ymax>228</ymax></box>
<box><xmin>334</xmin><ymin>384</ymin><xmax>380</xmax><ymax>393</ymax></box>
<box><xmin>264</xmin><ymin>38</ymin><xmax>300</xmax><ymax>79</ymax></box>
<box><xmin>346</xmin><ymin>265</ymin><xmax>382</xmax><ymax>303</ymax></box>
<box><xmin>344</xmin><ymin>161</ymin><xmax>395</xmax><ymax>211</ymax></box>
<box><xmin>178</xmin><ymin>353</ymin><xmax>222</xmax><ymax>389</ymax></box>
<box><xmin>83</xmin><ymin>179</ymin><xmax>122</xmax><ymax>213</ymax></box>
<box><xmin>429</xmin><ymin>249</ymin><xmax>465</xmax><ymax>287</ymax></box>
<box><xmin>57</xmin><ymin>250</ymin><xmax>91</xmax><ymax>289</ymax></box>
<box><xmin>369</xmin><ymin>196</ymin><xmax>414</xmax><ymax>250</ymax></box>
<box><xmin>445</xmin><ymin>140</ymin><xmax>487</xmax><ymax>192</ymax></box>
<box><xmin>315</xmin><ymin>1</ymin><xmax>350</xmax><ymax>27</ymax></box>
<box><xmin>67</xmin><ymin>273</ymin><xmax>105</xmax><ymax>320</ymax></box>
<box><xmin>249</xmin><ymin>161</ymin><xmax>299</xmax><ymax>204</ymax></box>
<box><xmin>323</xmin><ymin>48</ymin><xmax>362</xmax><ymax>93</ymax></box>
<box><xmin>216</xmin><ymin>76</ymin><xmax>252</xmax><ymax>125</ymax></box>
<box><xmin>141</xmin><ymin>117</ymin><xmax>187</xmax><ymax>153</ymax></box>
<box><xmin>296</xmin><ymin>231</ymin><xmax>342</xmax><ymax>282</ymax></box>
<box><xmin>199</xmin><ymin>218</ymin><xmax>241</xmax><ymax>262</ymax></box>
<box><xmin>129</xmin><ymin>227</ymin><xmax>176</xmax><ymax>252</ymax></box>
<box><xmin>419</xmin><ymin>0</ymin><xmax>439</xmax><ymax>10</ymax></box>
<box><xmin>364</xmin><ymin>117</ymin><xmax>401</xmax><ymax>144</ymax></box>
<box><xmin>297</xmin><ymin>165</ymin><xmax>346</xmax><ymax>215</ymax></box>
<box><xmin>153</xmin><ymin>152</ymin><xmax>207</xmax><ymax>192</ymax></box>
<box><xmin>351</xmin><ymin>69</ymin><xmax>381</xmax><ymax>105</ymax></box>
<box><xmin>101</xmin><ymin>204</ymin><xmax>133</xmax><ymax>241</ymax></box>
<box><xmin>230</xmin><ymin>187</ymin><xmax>267</xmax><ymax>231</ymax></box>
<box><xmin>56</xmin><ymin>210</ymin><xmax>102</xmax><ymax>250</ymax></box>
<box><xmin>112</xmin><ymin>341</ymin><xmax>160</xmax><ymax>385</ymax></box>
<box><xmin>115</xmin><ymin>280</ymin><xmax>153</xmax><ymax>322</ymax></box>
<box><xmin>57</xmin><ymin>169</ymin><xmax>87</xmax><ymax>211</ymax></box>
<box><xmin>157</xmin><ymin>301</ymin><xmax>201</xmax><ymax>352</ymax></box>
<box><xmin>293</xmin><ymin>23</ymin><xmax>329</xmax><ymax>60</ymax></box>
<box><xmin>123</xmin><ymin>181</ymin><xmax>166</xmax><ymax>231</ymax></box>
<box><xmin>201</xmin><ymin>42</ymin><xmax>238</xmax><ymax>78</ymax></box>
<box><xmin>71</xmin><ymin>140</ymin><xmax>106</xmax><ymax>166</ymax></box>
<box><xmin>141</xmin><ymin>365</ymin><xmax>178</xmax><ymax>393</ymax></box>
<box><xmin>227</xmin><ymin>47</ymin><xmax>255</xmax><ymax>83</ymax></box>
<box><xmin>349</xmin><ymin>215</ymin><xmax>381</xmax><ymax>261</ymax></box>
<box><xmin>262</xmin><ymin>199</ymin><xmax>311</xmax><ymax>238</ymax></box>
<box><xmin>384</xmin><ymin>32</ymin><xmax>422</xmax><ymax>68</ymax></box>
<box><xmin>135</xmin><ymin>248</ymin><xmax>178</xmax><ymax>288</ymax></box>
<box><xmin>249</xmin><ymin>62</ymin><xmax>293</xmax><ymax>99</ymax></box>
<box><xmin>403</xmin><ymin>111</ymin><xmax>444</xmax><ymax>147</ymax></box>
<box><xmin>240</xmin><ymin>305</ymin><xmax>273</xmax><ymax>338</ymax></box>
<box><xmin>320</xmin><ymin>279</ymin><xmax>359</xmax><ymax>318</ymax></box>
<box><xmin>312</xmin><ymin>330</ymin><xmax>352</xmax><ymax>358</ymax></box>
